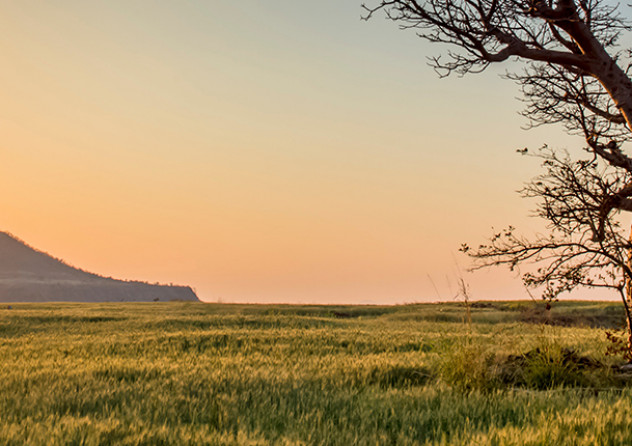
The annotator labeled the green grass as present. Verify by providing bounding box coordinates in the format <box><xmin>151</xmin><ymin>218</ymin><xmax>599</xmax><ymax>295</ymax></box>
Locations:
<box><xmin>0</xmin><ymin>300</ymin><xmax>631</xmax><ymax>445</ymax></box>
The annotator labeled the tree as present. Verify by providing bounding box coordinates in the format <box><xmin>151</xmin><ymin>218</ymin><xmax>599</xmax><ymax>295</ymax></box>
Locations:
<box><xmin>461</xmin><ymin>146</ymin><xmax>632</xmax><ymax>356</ymax></box>
<box><xmin>364</xmin><ymin>0</ymin><xmax>632</xmax><ymax>355</ymax></box>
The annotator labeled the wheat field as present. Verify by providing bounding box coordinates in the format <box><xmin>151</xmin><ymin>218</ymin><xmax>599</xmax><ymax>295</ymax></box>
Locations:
<box><xmin>0</xmin><ymin>301</ymin><xmax>630</xmax><ymax>445</ymax></box>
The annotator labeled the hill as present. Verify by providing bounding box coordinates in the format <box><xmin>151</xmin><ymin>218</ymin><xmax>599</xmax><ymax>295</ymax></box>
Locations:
<box><xmin>0</xmin><ymin>232</ymin><xmax>199</xmax><ymax>302</ymax></box>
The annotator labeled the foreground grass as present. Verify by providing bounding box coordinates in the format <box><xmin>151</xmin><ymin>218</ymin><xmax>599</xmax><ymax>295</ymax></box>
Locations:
<box><xmin>0</xmin><ymin>301</ymin><xmax>630</xmax><ymax>445</ymax></box>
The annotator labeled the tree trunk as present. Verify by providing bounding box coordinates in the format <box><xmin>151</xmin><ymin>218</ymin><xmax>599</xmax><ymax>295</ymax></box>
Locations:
<box><xmin>561</xmin><ymin>19</ymin><xmax>632</xmax><ymax>129</ymax></box>
<box><xmin>624</xmin><ymin>223</ymin><xmax>632</xmax><ymax>361</ymax></box>
<box><xmin>592</xmin><ymin>60</ymin><xmax>632</xmax><ymax>132</ymax></box>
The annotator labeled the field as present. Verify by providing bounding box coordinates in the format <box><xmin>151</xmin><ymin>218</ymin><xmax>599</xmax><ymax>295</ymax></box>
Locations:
<box><xmin>1</xmin><ymin>300</ymin><xmax>632</xmax><ymax>445</ymax></box>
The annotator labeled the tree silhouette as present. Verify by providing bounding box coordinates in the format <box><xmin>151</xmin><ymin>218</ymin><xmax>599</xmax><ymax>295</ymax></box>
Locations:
<box><xmin>365</xmin><ymin>0</ymin><xmax>632</xmax><ymax>355</ymax></box>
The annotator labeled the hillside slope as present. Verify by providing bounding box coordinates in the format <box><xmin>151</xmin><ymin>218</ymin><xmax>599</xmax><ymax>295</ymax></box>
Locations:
<box><xmin>0</xmin><ymin>232</ymin><xmax>199</xmax><ymax>302</ymax></box>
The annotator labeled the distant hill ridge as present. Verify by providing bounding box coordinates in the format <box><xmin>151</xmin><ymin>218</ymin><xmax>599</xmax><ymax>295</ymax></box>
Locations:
<box><xmin>0</xmin><ymin>232</ymin><xmax>199</xmax><ymax>302</ymax></box>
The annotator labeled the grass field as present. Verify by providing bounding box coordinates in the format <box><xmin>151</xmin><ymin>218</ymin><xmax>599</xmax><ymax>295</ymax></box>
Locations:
<box><xmin>1</xmin><ymin>300</ymin><xmax>632</xmax><ymax>445</ymax></box>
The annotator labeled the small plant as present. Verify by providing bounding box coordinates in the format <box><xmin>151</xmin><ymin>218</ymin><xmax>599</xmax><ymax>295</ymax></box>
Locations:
<box><xmin>433</xmin><ymin>339</ymin><xmax>497</xmax><ymax>392</ymax></box>
<box><xmin>456</xmin><ymin>277</ymin><xmax>472</xmax><ymax>338</ymax></box>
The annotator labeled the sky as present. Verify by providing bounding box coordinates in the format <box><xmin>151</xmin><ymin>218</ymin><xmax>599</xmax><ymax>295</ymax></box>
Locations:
<box><xmin>0</xmin><ymin>1</ymin><xmax>614</xmax><ymax>304</ymax></box>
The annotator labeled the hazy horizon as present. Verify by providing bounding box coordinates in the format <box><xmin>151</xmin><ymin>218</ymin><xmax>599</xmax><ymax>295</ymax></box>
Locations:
<box><xmin>0</xmin><ymin>1</ymin><xmax>619</xmax><ymax>304</ymax></box>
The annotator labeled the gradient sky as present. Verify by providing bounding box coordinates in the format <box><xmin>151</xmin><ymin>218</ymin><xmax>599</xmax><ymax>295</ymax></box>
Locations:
<box><xmin>0</xmin><ymin>1</ymin><xmax>610</xmax><ymax>303</ymax></box>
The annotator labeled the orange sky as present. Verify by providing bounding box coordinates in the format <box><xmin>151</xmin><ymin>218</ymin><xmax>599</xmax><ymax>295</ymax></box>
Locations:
<box><xmin>0</xmin><ymin>1</ymin><xmax>613</xmax><ymax>303</ymax></box>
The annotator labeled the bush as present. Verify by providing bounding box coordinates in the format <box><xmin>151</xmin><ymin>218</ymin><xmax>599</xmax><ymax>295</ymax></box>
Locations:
<box><xmin>434</xmin><ymin>337</ymin><xmax>611</xmax><ymax>392</ymax></box>
<box><xmin>495</xmin><ymin>343</ymin><xmax>604</xmax><ymax>389</ymax></box>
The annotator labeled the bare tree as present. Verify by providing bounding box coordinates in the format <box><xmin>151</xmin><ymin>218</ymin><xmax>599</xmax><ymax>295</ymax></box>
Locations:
<box><xmin>460</xmin><ymin>147</ymin><xmax>632</xmax><ymax>351</ymax></box>
<box><xmin>364</xmin><ymin>0</ymin><xmax>632</xmax><ymax>354</ymax></box>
